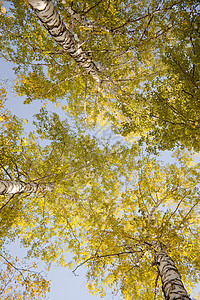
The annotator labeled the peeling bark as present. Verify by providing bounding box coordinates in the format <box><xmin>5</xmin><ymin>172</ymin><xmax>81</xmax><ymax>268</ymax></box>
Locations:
<box><xmin>27</xmin><ymin>0</ymin><xmax>101</xmax><ymax>83</ymax></box>
<box><xmin>154</xmin><ymin>250</ymin><xmax>191</xmax><ymax>300</ymax></box>
<box><xmin>0</xmin><ymin>180</ymin><xmax>54</xmax><ymax>195</ymax></box>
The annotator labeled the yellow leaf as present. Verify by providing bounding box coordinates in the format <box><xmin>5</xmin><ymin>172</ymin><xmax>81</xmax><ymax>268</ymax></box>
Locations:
<box><xmin>1</xmin><ymin>7</ymin><xmax>6</xmax><ymax>14</ymax></box>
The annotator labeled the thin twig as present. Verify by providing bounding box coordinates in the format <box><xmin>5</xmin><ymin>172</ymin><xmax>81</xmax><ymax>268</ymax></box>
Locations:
<box><xmin>0</xmin><ymin>195</ymin><xmax>15</xmax><ymax>212</ymax></box>
<box><xmin>59</xmin><ymin>203</ymin><xmax>81</xmax><ymax>245</ymax></box>
<box><xmin>0</xmin><ymin>164</ymin><xmax>13</xmax><ymax>180</ymax></box>
<box><xmin>138</xmin><ymin>182</ymin><xmax>150</xmax><ymax>216</ymax></box>
<box><xmin>177</xmin><ymin>200</ymin><xmax>199</xmax><ymax>230</ymax></box>
<box><xmin>39</xmin><ymin>73</ymin><xmax>82</xmax><ymax>98</ymax></box>
<box><xmin>149</xmin><ymin>186</ymin><xmax>179</xmax><ymax>223</ymax></box>
<box><xmin>73</xmin><ymin>250</ymin><xmax>141</xmax><ymax>273</ymax></box>
<box><xmin>21</xmin><ymin>152</ymin><xmax>42</xmax><ymax>178</ymax></box>
<box><xmin>63</xmin><ymin>163</ymin><xmax>91</xmax><ymax>180</ymax></box>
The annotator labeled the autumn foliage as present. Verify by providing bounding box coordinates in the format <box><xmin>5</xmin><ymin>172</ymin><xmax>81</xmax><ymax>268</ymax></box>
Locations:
<box><xmin>0</xmin><ymin>0</ymin><xmax>200</xmax><ymax>299</ymax></box>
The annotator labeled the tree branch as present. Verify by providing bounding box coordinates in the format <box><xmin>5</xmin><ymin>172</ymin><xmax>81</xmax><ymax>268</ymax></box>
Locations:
<box><xmin>73</xmin><ymin>250</ymin><xmax>142</xmax><ymax>274</ymax></box>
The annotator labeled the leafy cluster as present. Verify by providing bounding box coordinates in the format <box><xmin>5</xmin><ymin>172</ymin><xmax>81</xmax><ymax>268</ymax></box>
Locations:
<box><xmin>0</xmin><ymin>0</ymin><xmax>200</xmax><ymax>299</ymax></box>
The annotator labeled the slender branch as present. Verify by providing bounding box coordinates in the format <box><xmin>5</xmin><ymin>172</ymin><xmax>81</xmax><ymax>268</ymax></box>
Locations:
<box><xmin>0</xmin><ymin>195</ymin><xmax>15</xmax><ymax>212</ymax></box>
<box><xmin>82</xmin><ymin>0</ymin><xmax>104</xmax><ymax>15</ymax></box>
<box><xmin>63</xmin><ymin>162</ymin><xmax>92</xmax><ymax>180</ymax></box>
<box><xmin>138</xmin><ymin>13</ymin><xmax>154</xmax><ymax>45</ymax></box>
<box><xmin>86</xmin><ymin>49</ymin><xmax>115</xmax><ymax>53</ymax></box>
<box><xmin>106</xmin><ymin>72</ymin><xmax>158</xmax><ymax>81</ymax></box>
<box><xmin>125</xmin><ymin>251</ymin><xmax>146</xmax><ymax>273</ymax></box>
<box><xmin>0</xmin><ymin>274</ymin><xmax>14</xmax><ymax>296</ymax></box>
<box><xmin>135</xmin><ymin>25</ymin><xmax>173</xmax><ymax>48</ymax></box>
<box><xmin>177</xmin><ymin>200</ymin><xmax>199</xmax><ymax>230</ymax></box>
<box><xmin>0</xmin><ymin>254</ymin><xmax>42</xmax><ymax>279</ymax></box>
<box><xmin>66</xmin><ymin>5</ymin><xmax>110</xmax><ymax>33</ymax></box>
<box><xmin>22</xmin><ymin>170</ymin><xmax>32</xmax><ymax>182</ymax></box>
<box><xmin>73</xmin><ymin>250</ymin><xmax>141</xmax><ymax>273</ymax></box>
<box><xmin>172</xmin><ymin>56</ymin><xmax>198</xmax><ymax>88</ymax></box>
<box><xmin>182</xmin><ymin>89</ymin><xmax>194</xmax><ymax>98</ymax></box>
<box><xmin>138</xmin><ymin>182</ymin><xmax>150</xmax><ymax>216</ymax></box>
<box><xmin>149</xmin><ymin>187</ymin><xmax>179</xmax><ymax>223</ymax></box>
<box><xmin>3</xmin><ymin>28</ymin><xmax>63</xmax><ymax>67</ymax></box>
<box><xmin>0</xmin><ymin>164</ymin><xmax>13</xmax><ymax>180</ymax></box>
<box><xmin>110</xmin><ymin>1</ymin><xmax>181</xmax><ymax>33</ymax></box>
<box><xmin>42</xmin><ymin>146</ymin><xmax>66</xmax><ymax>179</ymax></box>
<box><xmin>21</xmin><ymin>152</ymin><xmax>42</xmax><ymax>178</ymax></box>
<box><xmin>59</xmin><ymin>203</ymin><xmax>80</xmax><ymax>245</ymax></box>
<box><xmin>163</xmin><ymin>192</ymin><xmax>191</xmax><ymax>225</ymax></box>
<box><xmin>149</xmin><ymin>191</ymin><xmax>156</xmax><ymax>204</ymax></box>
<box><xmin>39</xmin><ymin>73</ymin><xmax>82</xmax><ymax>98</ymax></box>
<box><xmin>13</xmin><ymin>162</ymin><xmax>22</xmax><ymax>181</ymax></box>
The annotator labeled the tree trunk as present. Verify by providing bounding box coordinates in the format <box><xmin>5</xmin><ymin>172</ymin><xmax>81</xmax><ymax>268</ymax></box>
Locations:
<box><xmin>154</xmin><ymin>249</ymin><xmax>191</xmax><ymax>300</ymax></box>
<box><xmin>0</xmin><ymin>180</ymin><xmax>53</xmax><ymax>195</ymax></box>
<box><xmin>27</xmin><ymin>0</ymin><xmax>101</xmax><ymax>83</ymax></box>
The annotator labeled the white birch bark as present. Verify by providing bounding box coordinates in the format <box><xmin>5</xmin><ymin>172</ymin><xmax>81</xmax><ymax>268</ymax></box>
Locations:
<box><xmin>154</xmin><ymin>249</ymin><xmax>191</xmax><ymax>300</ymax></box>
<box><xmin>27</xmin><ymin>0</ymin><xmax>101</xmax><ymax>83</ymax></box>
<box><xmin>0</xmin><ymin>180</ymin><xmax>53</xmax><ymax>195</ymax></box>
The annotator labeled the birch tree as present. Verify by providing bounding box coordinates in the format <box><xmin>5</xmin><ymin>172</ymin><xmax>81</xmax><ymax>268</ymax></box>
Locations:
<box><xmin>0</xmin><ymin>180</ymin><xmax>53</xmax><ymax>195</ymax></box>
<box><xmin>0</xmin><ymin>113</ymin><xmax>53</xmax><ymax>298</ymax></box>
<box><xmin>0</xmin><ymin>2</ymin><xmax>200</xmax><ymax>299</ymax></box>
<box><xmin>27</xmin><ymin>0</ymin><xmax>102</xmax><ymax>83</ymax></box>
<box><xmin>152</xmin><ymin>245</ymin><xmax>191</xmax><ymax>300</ymax></box>
<box><xmin>13</xmin><ymin>118</ymin><xmax>198</xmax><ymax>300</ymax></box>
<box><xmin>0</xmin><ymin>109</ymin><xmax>141</xmax><ymax>298</ymax></box>
<box><xmin>0</xmin><ymin>107</ymin><xmax>199</xmax><ymax>299</ymax></box>
<box><xmin>49</xmin><ymin>149</ymin><xmax>199</xmax><ymax>300</ymax></box>
<box><xmin>1</xmin><ymin>0</ymin><xmax>199</xmax><ymax>151</ymax></box>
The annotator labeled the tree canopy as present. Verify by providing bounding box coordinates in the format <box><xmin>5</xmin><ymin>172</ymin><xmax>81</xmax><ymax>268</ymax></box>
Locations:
<box><xmin>0</xmin><ymin>0</ymin><xmax>199</xmax><ymax>151</ymax></box>
<box><xmin>0</xmin><ymin>0</ymin><xmax>200</xmax><ymax>299</ymax></box>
